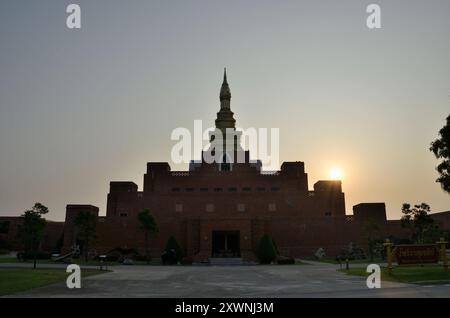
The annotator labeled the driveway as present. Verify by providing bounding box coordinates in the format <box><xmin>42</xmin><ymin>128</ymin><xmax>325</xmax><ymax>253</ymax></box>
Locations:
<box><xmin>3</xmin><ymin>261</ymin><xmax>450</xmax><ymax>298</ymax></box>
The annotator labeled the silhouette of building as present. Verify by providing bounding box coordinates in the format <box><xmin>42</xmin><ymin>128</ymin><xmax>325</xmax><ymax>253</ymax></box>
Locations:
<box><xmin>1</xmin><ymin>71</ymin><xmax>449</xmax><ymax>262</ymax></box>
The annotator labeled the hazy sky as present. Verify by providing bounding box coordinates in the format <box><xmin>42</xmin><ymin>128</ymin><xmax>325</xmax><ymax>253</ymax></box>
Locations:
<box><xmin>0</xmin><ymin>0</ymin><xmax>449</xmax><ymax>221</ymax></box>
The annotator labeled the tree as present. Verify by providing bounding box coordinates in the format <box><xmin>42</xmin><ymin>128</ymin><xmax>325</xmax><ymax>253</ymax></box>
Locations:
<box><xmin>17</xmin><ymin>203</ymin><xmax>48</xmax><ymax>269</ymax></box>
<box><xmin>422</xmin><ymin>223</ymin><xmax>447</xmax><ymax>244</ymax></box>
<box><xmin>401</xmin><ymin>203</ymin><xmax>438</xmax><ymax>244</ymax></box>
<box><xmin>363</xmin><ymin>218</ymin><xmax>381</xmax><ymax>262</ymax></box>
<box><xmin>74</xmin><ymin>211</ymin><xmax>97</xmax><ymax>262</ymax></box>
<box><xmin>430</xmin><ymin>114</ymin><xmax>450</xmax><ymax>194</ymax></box>
<box><xmin>137</xmin><ymin>209</ymin><xmax>158</xmax><ymax>264</ymax></box>
<box><xmin>256</xmin><ymin>234</ymin><xmax>277</xmax><ymax>264</ymax></box>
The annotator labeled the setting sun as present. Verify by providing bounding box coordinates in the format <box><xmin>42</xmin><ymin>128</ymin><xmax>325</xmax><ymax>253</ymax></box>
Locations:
<box><xmin>329</xmin><ymin>167</ymin><xmax>343</xmax><ymax>180</ymax></box>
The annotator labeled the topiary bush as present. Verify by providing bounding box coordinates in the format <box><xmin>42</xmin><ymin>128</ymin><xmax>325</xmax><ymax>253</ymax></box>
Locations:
<box><xmin>162</xmin><ymin>236</ymin><xmax>183</xmax><ymax>265</ymax></box>
<box><xmin>256</xmin><ymin>234</ymin><xmax>277</xmax><ymax>264</ymax></box>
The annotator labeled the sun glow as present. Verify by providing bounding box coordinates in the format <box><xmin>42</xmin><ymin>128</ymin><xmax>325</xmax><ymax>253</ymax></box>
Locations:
<box><xmin>329</xmin><ymin>167</ymin><xmax>343</xmax><ymax>180</ymax></box>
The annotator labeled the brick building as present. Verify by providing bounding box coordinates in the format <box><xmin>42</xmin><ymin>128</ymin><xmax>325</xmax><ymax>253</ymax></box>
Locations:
<box><xmin>1</xmin><ymin>71</ymin><xmax>449</xmax><ymax>261</ymax></box>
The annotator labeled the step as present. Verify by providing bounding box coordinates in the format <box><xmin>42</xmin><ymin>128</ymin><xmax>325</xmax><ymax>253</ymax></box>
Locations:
<box><xmin>148</xmin><ymin>259</ymin><xmax>163</xmax><ymax>265</ymax></box>
<box><xmin>209</xmin><ymin>257</ymin><xmax>244</xmax><ymax>265</ymax></box>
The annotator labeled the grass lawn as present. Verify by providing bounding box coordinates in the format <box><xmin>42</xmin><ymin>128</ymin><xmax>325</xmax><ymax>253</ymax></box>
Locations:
<box><xmin>340</xmin><ymin>265</ymin><xmax>450</xmax><ymax>284</ymax></box>
<box><xmin>0</xmin><ymin>257</ymin><xmax>173</xmax><ymax>266</ymax></box>
<box><xmin>0</xmin><ymin>255</ymin><xmax>120</xmax><ymax>266</ymax></box>
<box><xmin>0</xmin><ymin>268</ymin><xmax>107</xmax><ymax>296</ymax></box>
<box><xmin>0</xmin><ymin>256</ymin><xmax>17</xmax><ymax>263</ymax></box>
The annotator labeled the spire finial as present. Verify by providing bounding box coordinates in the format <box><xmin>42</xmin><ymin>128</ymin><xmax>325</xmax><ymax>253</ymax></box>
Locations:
<box><xmin>220</xmin><ymin>68</ymin><xmax>231</xmax><ymax>102</ymax></box>
<box><xmin>216</xmin><ymin>68</ymin><xmax>235</xmax><ymax>129</ymax></box>
<box><xmin>223</xmin><ymin>67</ymin><xmax>228</xmax><ymax>84</ymax></box>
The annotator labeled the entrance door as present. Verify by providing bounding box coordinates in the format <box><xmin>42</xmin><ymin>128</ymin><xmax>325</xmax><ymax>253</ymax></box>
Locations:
<box><xmin>212</xmin><ymin>231</ymin><xmax>240</xmax><ymax>257</ymax></box>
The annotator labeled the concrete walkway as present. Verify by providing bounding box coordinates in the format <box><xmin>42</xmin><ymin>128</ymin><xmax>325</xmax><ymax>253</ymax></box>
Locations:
<box><xmin>2</xmin><ymin>261</ymin><xmax>450</xmax><ymax>298</ymax></box>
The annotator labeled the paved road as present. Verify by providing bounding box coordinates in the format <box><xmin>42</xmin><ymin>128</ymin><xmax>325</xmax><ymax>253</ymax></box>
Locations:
<box><xmin>2</xmin><ymin>261</ymin><xmax>450</xmax><ymax>298</ymax></box>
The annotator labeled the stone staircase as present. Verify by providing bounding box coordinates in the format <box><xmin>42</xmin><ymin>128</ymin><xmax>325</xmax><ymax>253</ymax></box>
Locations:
<box><xmin>148</xmin><ymin>259</ymin><xmax>163</xmax><ymax>265</ymax></box>
<box><xmin>209</xmin><ymin>257</ymin><xmax>244</xmax><ymax>265</ymax></box>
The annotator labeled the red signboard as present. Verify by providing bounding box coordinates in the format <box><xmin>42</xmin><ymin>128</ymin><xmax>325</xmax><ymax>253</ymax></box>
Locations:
<box><xmin>394</xmin><ymin>244</ymin><xmax>439</xmax><ymax>265</ymax></box>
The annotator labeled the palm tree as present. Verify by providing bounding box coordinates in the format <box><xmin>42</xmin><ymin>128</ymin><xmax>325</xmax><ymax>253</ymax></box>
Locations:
<box><xmin>137</xmin><ymin>209</ymin><xmax>158</xmax><ymax>264</ymax></box>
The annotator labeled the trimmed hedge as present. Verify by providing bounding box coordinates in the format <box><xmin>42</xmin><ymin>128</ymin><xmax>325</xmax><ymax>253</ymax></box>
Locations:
<box><xmin>256</xmin><ymin>234</ymin><xmax>277</xmax><ymax>264</ymax></box>
<box><xmin>162</xmin><ymin>236</ymin><xmax>183</xmax><ymax>265</ymax></box>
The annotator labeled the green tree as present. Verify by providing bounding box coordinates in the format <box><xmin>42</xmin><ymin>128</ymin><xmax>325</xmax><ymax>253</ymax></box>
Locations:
<box><xmin>422</xmin><ymin>223</ymin><xmax>447</xmax><ymax>244</ymax></box>
<box><xmin>74</xmin><ymin>211</ymin><xmax>97</xmax><ymax>262</ymax></box>
<box><xmin>17</xmin><ymin>203</ymin><xmax>48</xmax><ymax>269</ymax></box>
<box><xmin>430</xmin><ymin>114</ymin><xmax>450</xmax><ymax>194</ymax></box>
<box><xmin>364</xmin><ymin>218</ymin><xmax>381</xmax><ymax>262</ymax></box>
<box><xmin>401</xmin><ymin>203</ymin><xmax>438</xmax><ymax>244</ymax></box>
<box><xmin>256</xmin><ymin>234</ymin><xmax>277</xmax><ymax>264</ymax></box>
<box><xmin>137</xmin><ymin>209</ymin><xmax>158</xmax><ymax>264</ymax></box>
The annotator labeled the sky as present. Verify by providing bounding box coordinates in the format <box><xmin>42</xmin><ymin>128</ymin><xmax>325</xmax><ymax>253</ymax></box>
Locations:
<box><xmin>0</xmin><ymin>0</ymin><xmax>449</xmax><ymax>221</ymax></box>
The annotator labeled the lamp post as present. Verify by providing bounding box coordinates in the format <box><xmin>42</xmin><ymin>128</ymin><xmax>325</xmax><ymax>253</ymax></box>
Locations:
<box><xmin>383</xmin><ymin>239</ymin><xmax>393</xmax><ymax>275</ymax></box>
<box><xmin>436</xmin><ymin>237</ymin><xmax>448</xmax><ymax>272</ymax></box>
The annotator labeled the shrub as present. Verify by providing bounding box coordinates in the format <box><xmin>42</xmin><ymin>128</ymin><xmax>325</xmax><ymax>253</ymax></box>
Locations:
<box><xmin>0</xmin><ymin>249</ymin><xmax>10</xmax><ymax>255</ymax></box>
<box><xmin>256</xmin><ymin>234</ymin><xmax>277</xmax><ymax>264</ymax></box>
<box><xmin>162</xmin><ymin>236</ymin><xmax>183</xmax><ymax>265</ymax></box>
<box><xmin>101</xmin><ymin>250</ymin><xmax>121</xmax><ymax>262</ymax></box>
<box><xmin>17</xmin><ymin>251</ymin><xmax>52</xmax><ymax>260</ymax></box>
<box><xmin>100</xmin><ymin>248</ymin><xmax>141</xmax><ymax>262</ymax></box>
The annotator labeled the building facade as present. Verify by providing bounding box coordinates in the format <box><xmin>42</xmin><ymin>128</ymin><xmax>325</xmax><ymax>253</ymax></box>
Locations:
<box><xmin>1</xmin><ymin>71</ymin><xmax>449</xmax><ymax>261</ymax></box>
